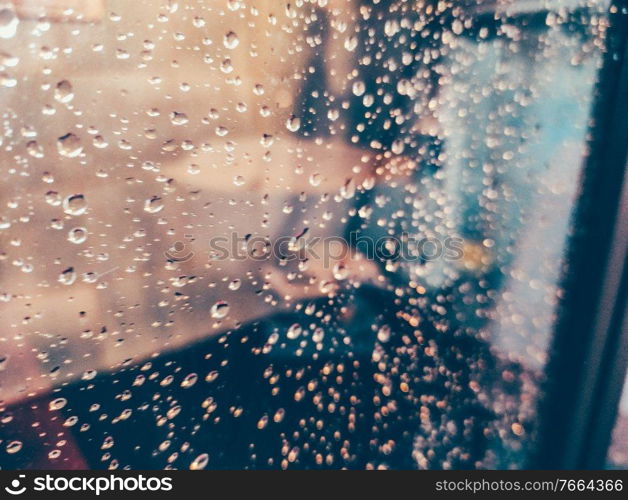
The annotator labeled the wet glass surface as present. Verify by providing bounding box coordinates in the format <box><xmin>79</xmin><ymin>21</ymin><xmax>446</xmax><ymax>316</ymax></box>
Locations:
<box><xmin>0</xmin><ymin>0</ymin><xmax>617</xmax><ymax>469</ymax></box>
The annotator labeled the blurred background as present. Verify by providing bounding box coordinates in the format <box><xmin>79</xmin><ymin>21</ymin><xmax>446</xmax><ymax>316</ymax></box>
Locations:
<box><xmin>0</xmin><ymin>0</ymin><xmax>625</xmax><ymax>469</ymax></box>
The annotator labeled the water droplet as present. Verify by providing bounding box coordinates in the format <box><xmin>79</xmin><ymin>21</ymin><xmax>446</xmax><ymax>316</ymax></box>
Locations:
<box><xmin>344</xmin><ymin>35</ymin><xmax>358</xmax><ymax>52</ymax></box>
<box><xmin>63</xmin><ymin>194</ymin><xmax>87</xmax><ymax>216</ymax></box>
<box><xmin>260</xmin><ymin>134</ymin><xmax>274</xmax><ymax>148</ymax></box>
<box><xmin>287</xmin><ymin>323</ymin><xmax>302</xmax><ymax>340</ymax></box>
<box><xmin>170</xmin><ymin>111</ymin><xmax>188</xmax><ymax>126</ymax></box>
<box><xmin>190</xmin><ymin>453</ymin><xmax>209</xmax><ymax>470</ymax></box>
<box><xmin>45</xmin><ymin>191</ymin><xmax>62</xmax><ymax>206</ymax></box>
<box><xmin>333</xmin><ymin>263</ymin><xmax>349</xmax><ymax>280</ymax></box>
<box><xmin>57</xmin><ymin>133</ymin><xmax>83</xmax><ymax>157</ymax></box>
<box><xmin>223</xmin><ymin>31</ymin><xmax>239</xmax><ymax>49</ymax></box>
<box><xmin>384</xmin><ymin>19</ymin><xmax>400</xmax><ymax>37</ymax></box>
<box><xmin>220</xmin><ymin>58</ymin><xmax>233</xmax><ymax>74</ymax></box>
<box><xmin>319</xmin><ymin>280</ymin><xmax>336</xmax><ymax>294</ymax></box>
<box><xmin>0</xmin><ymin>5</ymin><xmax>19</xmax><ymax>39</ymax></box>
<box><xmin>308</xmin><ymin>173</ymin><xmax>321</xmax><ymax>187</ymax></box>
<box><xmin>210</xmin><ymin>301</ymin><xmax>230</xmax><ymax>319</ymax></box>
<box><xmin>452</xmin><ymin>19</ymin><xmax>464</xmax><ymax>35</ymax></box>
<box><xmin>273</xmin><ymin>408</ymin><xmax>285</xmax><ymax>423</ymax></box>
<box><xmin>166</xmin><ymin>405</ymin><xmax>181</xmax><ymax>419</ymax></box>
<box><xmin>0</xmin><ymin>50</ymin><xmax>18</xmax><ymax>67</ymax></box>
<box><xmin>352</xmin><ymin>81</ymin><xmax>365</xmax><ymax>97</ymax></box>
<box><xmin>257</xmin><ymin>415</ymin><xmax>268</xmax><ymax>429</ymax></box>
<box><xmin>392</xmin><ymin>139</ymin><xmax>405</xmax><ymax>155</ymax></box>
<box><xmin>63</xmin><ymin>416</ymin><xmax>79</xmax><ymax>427</ymax></box>
<box><xmin>49</xmin><ymin>397</ymin><xmax>68</xmax><ymax>410</ymax></box>
<box><xmin>54</xmin><ymin>80</ymin><xmax>74</xmax><ymax>103</ymax></box>
<box><xmin>6</xmin><ymin>440</ymin><xmax>22</xmax><ymax>454</ymax></box>
<box><xmin>68</xmin><ymin>227</ymin><xmax>88</xmax><ymax>244</ymax></box>
<box><xmin>377</xmin><ymin>325</ymin><xmax>391</xmax><ymax>343</ymax></box>
<box><xmin>101</xmin><ymin>436</ymin><xmax>114</xmax><ymax>450</ymax></box>
<box><xmin>58</xmin><ymin>267</ymin><xmax>76</xmax><ymax>286</ymax></box>
<box><xmin>144</xmin><ymin>196</ymin><xmax>164</xmax><ymax>214</ymax></box>
<box><xmin>286</xmin><ymin>115</ymin><xmax>301</xmax><ymax>132</ymax></box>
<box><xmin>181</xmin><ymin>373</ymin><xmax>198</xmax><ymax>388</ymax></box>
<box><xmin>0</xmin><ymin>72</ymin><xmax>16</xmax><ymax>88</ymax></box>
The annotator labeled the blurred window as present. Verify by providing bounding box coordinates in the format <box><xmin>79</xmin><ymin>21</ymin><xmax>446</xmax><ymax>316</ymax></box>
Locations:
<box><xmin>0</xmin><ymin>0</ymin><xmax>623</xmax><ymax>470</ymax></box>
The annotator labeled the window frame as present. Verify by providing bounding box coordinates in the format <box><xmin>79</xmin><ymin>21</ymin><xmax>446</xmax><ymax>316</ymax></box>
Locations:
<box><xmin>528</xmin><ymin>0</ymin><xmax>628</xmax><ymax>469</ymax></box>
<box><xmin>465</xmin><ymin>0</ymin><xmax>627</xmax><ymax>468</ymax></box>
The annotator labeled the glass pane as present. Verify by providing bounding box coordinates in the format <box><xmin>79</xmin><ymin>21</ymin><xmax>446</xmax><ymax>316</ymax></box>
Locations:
<box><xmin>0</xmin><ymin>0</ymin><xmax>614</xmax><ymax>469</ymax></box>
